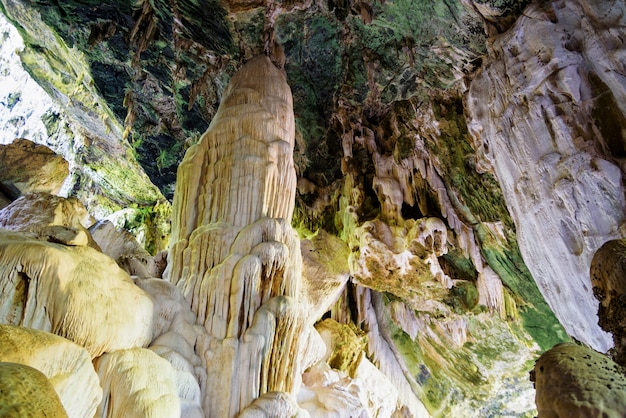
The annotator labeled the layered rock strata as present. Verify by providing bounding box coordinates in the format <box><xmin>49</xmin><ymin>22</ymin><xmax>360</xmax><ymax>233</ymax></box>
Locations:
<box><xmin>467</xmin><ymin>0</ymin><xmax>626</xmax><ymax>350</ymax></box>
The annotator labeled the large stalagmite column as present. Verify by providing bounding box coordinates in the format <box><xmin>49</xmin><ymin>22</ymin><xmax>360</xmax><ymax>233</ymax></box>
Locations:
<box><xmin>165</xmin><ymin>55</ymin><xmax>314</xmax><ymax>417</ymax></box>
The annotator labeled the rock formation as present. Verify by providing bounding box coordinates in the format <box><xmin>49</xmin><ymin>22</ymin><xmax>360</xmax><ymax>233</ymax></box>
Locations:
<box><xmin>531</xmin><ymin>343</ymin><xmax>626</xmax><ymax>418</ymax></box>
<box><xmin>466</xmin><ymin>0</ymin><xmax>626</xmax><ymax>351</ymax></box>
<box><xmin>0</xmin><ymin>325</ymin><xmax>100</xmax><ymax>418</ymax></box>
<box><xmin>0</xmin><ymin>138</ymin><xmax>69</xmax><ymax>203</ymax></box>
<box><xmin>3</xmin><ymin>0</ymin><xmax>626</xmax><ymax>416</ymax></box>
<box><xmin>165</xmin><ymin>54</ymin><xmax>335</xmax><ymax>417</ymax></box>
<box><xmin>0</xmin><ymin>362</ymin><xmax>68</xmax><ymax>418</ymax></box>
<box><xmin>0</xmin><ymin>193</ymin><xmax>204</xmax><ymax>417</ymax></box>
<box><xmin>591</xmin><ymin>239</ymin><xmax>626</xmax><ymax>367</ymax></box>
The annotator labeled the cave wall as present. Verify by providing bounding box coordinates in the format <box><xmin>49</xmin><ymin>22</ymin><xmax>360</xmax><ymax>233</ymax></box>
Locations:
<box><xmin>467</xmin><ymin>0</ymin><xmax>626</xmax><ymax>351</ymax></box>
<box><xmin>1</xmin><ymin>0</ymin><xmax>625</xmax><ymax>416</ymax></box>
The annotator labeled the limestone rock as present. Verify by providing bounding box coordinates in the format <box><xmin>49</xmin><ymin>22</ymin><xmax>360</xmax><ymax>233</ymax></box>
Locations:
<box><xmin>300</xmin><ymin>230</ymin><xmax>351</xmax><ymax>321</ymax></box>
<box><xmin>166</xmin><ymin>53</ymin><xmax>296</xmax><ymax>243</ymax></box>
<box><xmin>351</xmin><ymin>218</ymin><xmax>453</xmax><ymax>311</ymax></box>
<box><xmin>0</xmin><ymin>8</ymin><xmax>164</xmax><ymax>219</ymax></box>
<box><xmin>532</xmin><ymin>343</ymin><xmax>626</xmax><ymax>418</ymax></box>
<box><xmin>0</xmin><ymin>362</ymin><xmax>68</xmax><ymax>418</ymax></box>
<box><xmin>90</xmin><ymin>220</ymin><xmax>159</xmax><ymax>277</ymax></box>
<box><xmin>166</xmin><ymin>55</ymin><xmax>316</xmax><ymax>417</ymax></box>
<box><xmin>299</xmin><ymin>318</ymin><xmax>402</xmax><ymax>417</ymax></box>
<box><xmin>466</xmin><ymin>0</ymin><xmax>626</xmax><ymax>350</ymax></box>
<box><xmin>0</xmin><ymin>138</ymin><xmax>69</xmax><ymax>197</ymax></box>
<box><xmin>0</xmin><ymin>192</ymin><xmax>98</xmax><ymax>248</ymax></box>
<box><xmin>0</xmin><ymin>325</ymin><xmax>101</xmax><ymax>418</ymax></box>
<box><xmin>590</xmin><ymin>239</ymin><xmax>626</xmax><ymax>366</ymax></box>
<box><xmin>315</xmin><ymin>319</ymin><xmax>367</xmax><ymax>378</ymax></box>
<box><xmin>239</xmin><ymin>392</ymin><xmax>309</xmax><ymax>418</ymax></box>
<box><xmin>95</xmin><ymin>348</ymin><xmax>181</xmax><ymax>418</ymax></box>
<box><xmin>0</xmin><ymin>229</ymin><xmax>154</xmax><ymax>357</ymax></box>
<box><xmin>135</xmin><ymin>277</ymin><xmax>206</xmax><ymax>417</ymax></box>
<box><xmin>299</xmin><ymin>358</ymin><xmax>401</xmax><ymax>418</ymax></box>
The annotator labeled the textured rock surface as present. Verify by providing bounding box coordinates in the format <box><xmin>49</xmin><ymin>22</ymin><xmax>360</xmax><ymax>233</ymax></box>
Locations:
<box><xmin>0</xmin><ymin>8</ymin><xmax>164</xmax><ymax>218</ymax></box>
<box><xmin>4</xmin><ymin>0</ymin><xmax>626</xmax><ymax>416</ymax></box>
<box><xmin>0</xmin><ymin>139</ymin><xmax>69</xmax><ymax>197</ymax></box>
<box><xmin>90</xmin><ymin>220</ymin><xmax>160</xmax><ymax>277</ymax></box>
<box><xmin>532</xmin><ymin>343</ymin><xmax>626</xmax><ymax>418</ymax></box>
<box><xmin>0</xmin><ymin>361</ymin><xmax>68</xmax><ymax>418</ymax></box>
<box><xmin>0</xmin><ymin>325</ymin><xmax>101</xmax><ymax>418</ymax></box>
<box><xmin>591</xmin><ymin>239</ymin><xmax>626</xmax><ymax>366</ymax></box>
<box><xmin>95</xmin><ymin>348</ymin><xmax>181</xmax><ymax>418</ymax></box>
<box><xmin>466</xmin><ymin>0</ymin><xmax>626</xmax><ymax>351</ymax></box>
<box><xmin>0</xmin><ymin>228</ymin><xmax>154</xmax><ymax>357</ymax></box>
<box><xmin>0</xmin><ymin>192</ymin><xmax>96</xmax><ymax>248</ymax></box>
<box><xmin>167</xmin><ymin>55</ymin><xmax>322</xmax><ymax>417</ymax></box>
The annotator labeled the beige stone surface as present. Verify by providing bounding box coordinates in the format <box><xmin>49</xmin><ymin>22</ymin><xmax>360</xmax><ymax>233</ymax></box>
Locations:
<box><xmin>0</xmin><ymin>229</ymin><xmax>154</xmax><ymax>357</ymax></box>
<box><xmin>0</xmin><ymin>361</ymin><xmax>68</xmax><ymax>418</ymax></box>
<box><xmin>300</xmin><ymin>230</ymin><xmax>351</xmax><ymax>321</ymax></box>
<box><xmin>0</xmin><ymin>192</ymin><xmax>98</xmax><ymax>248</ymax></box>
<box><xmin>591</xmin><ymin>239</ymin><xmax>626</xmax><ymax>366</ymax></box>
<box><xmin>532</xmin><ymin>343</ymin><xmax>626</xmax><ymax>418</ymax></box>
<box><xmin>0</xmin><ymin>138</ymin><xmax>69</xmax><ymax>196</ymax></box>
<box><xmin>0</xmin><ymin>325</ymin><xmax>101</xmax><ymax>418</ymax></box>
<box><xmin>165</xmin><ymin>55</ymin><xmax>323</xmax><ymax>417</ymax></box>
<box><xmin>90</xmin><ymin>219</ymin><xmax>159</xmax><ymax>277</ymax></box>
<box><xmin>95</xmin><ymin>348</ymin><xmax>180</xmax><ymax>418</ymax></box>
<box><xmin>239</xmin><ymin>391</ymin><xmax>309</xmax><ymax>418</ymax></box>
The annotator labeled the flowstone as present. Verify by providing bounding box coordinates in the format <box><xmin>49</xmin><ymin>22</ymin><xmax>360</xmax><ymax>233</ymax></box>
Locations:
<box><xmin>165</xmin><ymin>55</ymin><xmax>322</xmax><ymax>417</ymax></box>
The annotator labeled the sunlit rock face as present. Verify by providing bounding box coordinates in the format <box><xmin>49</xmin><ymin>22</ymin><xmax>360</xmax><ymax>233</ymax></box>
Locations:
<box><xmin>0</xmin><ymin>193</ymin><xmax>207</xmax><ymax>417</ymax></box>
<box><xmin>0</xmin><ymin>139</ymin><xmax>69</xmax><ymax>201</ymax></box>
<box><xmin>0</xmin><ymin>325</ymin><xmax>100</xmax><ymax>418</ymax></box>
<box><xmin>467</xmin><ymin>0</ymin><xmax>626</xmax><ymax>351</ymax></box>
<box><xmin>0</xmin><ymin>9</ymin><xmax>164</xmax><ymax>218</ymax></box>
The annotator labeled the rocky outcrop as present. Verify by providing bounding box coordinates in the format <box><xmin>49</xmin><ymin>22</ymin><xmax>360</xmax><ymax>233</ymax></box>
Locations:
<box><xmin>466</xmin><ymin>0</ymin><xmax>626</xmax><ymax>351</ymax></box>
<box><xmin>0</xmin><ymin>193</ymin><xmax>209</xmax><ymax>417</ymax></box>
<box><xmin>0</xmin><ymin>139</ymin><xmax>68</xmax><ymax>198</ymax></box>
<box><xmin>532</xmin><ymin>343</ymin><xmax>626</xmax><ymax>418</ymax></box>
<box><xmin>591</xmin><ymin>239</ymin><xmax>626</xmax><ymax>366</ymax></box>
<box><xmin>0</xmin><ymin>8</ymin><xmax>164</xmax><ymax>218</ymax></box>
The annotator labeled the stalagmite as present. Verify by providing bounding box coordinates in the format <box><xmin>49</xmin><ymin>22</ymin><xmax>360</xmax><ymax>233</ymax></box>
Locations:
<box><xmin>165</xmin><ymin>55</ymin><xmax>316</xmax><ymax>416</ymax></box>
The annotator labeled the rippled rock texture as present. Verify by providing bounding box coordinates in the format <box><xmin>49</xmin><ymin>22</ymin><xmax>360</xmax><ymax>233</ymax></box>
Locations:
<box><xmin>467</xmin><ymin>0</ymin><xmax>626</xmax><ymax>351</ymax></box>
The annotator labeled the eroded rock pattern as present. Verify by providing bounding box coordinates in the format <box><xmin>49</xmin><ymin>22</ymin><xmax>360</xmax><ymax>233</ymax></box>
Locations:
<box><xmin>532</xmin><ymin>343</ymin><xmax>626</xmax><ymax>418</ymax></box>
<box><xmin>0</xmin><ymin>361</ymin><xmax>68</xmax><ymax>418</ymax></box>
<box><xmin>591</xmin><ymin>239</ymin><xmax>626</xmax><ymax>366</ymax></box>
<box><xmin>467</xmin><ymin>0</ymin><xmax>626</xmax><ymax>350</ymax></box>
<box><xmin>0</xmin><ymin>325</ymin><xmax>100</xmax><ymax>418</ymax></box>
<box><xmin>0</xmin><ymin>139</ymin><xmax>69</xmax><ymax>198</ymax></box>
